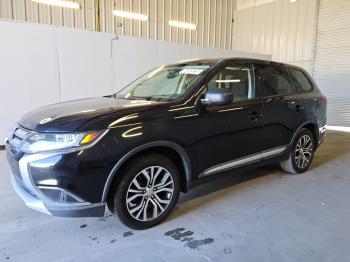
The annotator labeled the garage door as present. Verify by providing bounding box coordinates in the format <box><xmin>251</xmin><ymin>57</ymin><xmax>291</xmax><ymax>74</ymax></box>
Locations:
<box><xmin>313</xmin><ymin>0</ymin><xmax>350</xmax><ymax>126</ymax></box>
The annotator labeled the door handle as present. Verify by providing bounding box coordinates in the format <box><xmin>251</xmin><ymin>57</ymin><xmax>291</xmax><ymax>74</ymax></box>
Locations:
<box><xmin>295</xmin><ymin>104</ymin><xmax>305</xmax><ymax>112</ymax></box>
<box><xmin>248</xmin><ymin>112</ymin><xmax>263</xmax><ymax>122</ymax></box>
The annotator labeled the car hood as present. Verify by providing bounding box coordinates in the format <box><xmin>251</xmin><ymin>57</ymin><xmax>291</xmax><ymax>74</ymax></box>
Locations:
<box><xmin>19</xmin><ymin>97</ymin><xmax>160</xmax><ymax>132</ymax></box>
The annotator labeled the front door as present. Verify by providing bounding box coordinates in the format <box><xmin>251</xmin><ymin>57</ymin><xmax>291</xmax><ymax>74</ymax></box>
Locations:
<box><xmin>194</xmin><ymin>62</ymin><xmax>267</xmax><ymax>178</ymax></box>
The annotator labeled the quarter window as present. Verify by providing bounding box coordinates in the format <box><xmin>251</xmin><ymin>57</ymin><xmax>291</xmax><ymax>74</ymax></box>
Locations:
<box><xmin>289</xmin><ymin>68</ymin><xmax>313</xmax><ymax>92</ymax></box>
<box><xmin>207</xmin><ymin>65</ymin><xmax>254</xmax><ymax>102</ymax></box>
<box><xmin>257</xmin><ymin>65</ymin><xmax>295</xmax><ymax>96</ymax></box>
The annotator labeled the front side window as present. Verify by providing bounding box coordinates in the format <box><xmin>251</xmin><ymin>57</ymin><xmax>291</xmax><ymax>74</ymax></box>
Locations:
<box><xmin>289</xmin><ymin>68</ymin><xmax>313</xmax><ymax>92</ymax></box>
<box><xmin>116</xmin><ymin>63</ymin><xmax>212</xmax><ymax>101</ymax></box>
<box><xmin>206</xmin><ymin>65</ymin><xmax>254</xmax><ymax>102</ymax></box>
<box><xmin>257</xmin><ymin>65</ymin><xmax>295</xmax><ymax>96</ymax></box>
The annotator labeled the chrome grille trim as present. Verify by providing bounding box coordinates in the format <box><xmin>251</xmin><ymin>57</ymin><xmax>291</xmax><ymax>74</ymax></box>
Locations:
<box><xmin>8</xmin><ymin>126</ymin><xmax>33</xmax><ymax>153</ymax></box>
<box><xmin>14</xmin><ymin>128</ymin><xmax>30</xmax><ymax>140</ymax></box>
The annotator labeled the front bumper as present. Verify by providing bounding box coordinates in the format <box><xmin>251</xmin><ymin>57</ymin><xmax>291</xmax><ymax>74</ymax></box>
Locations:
<box><xmin>6</xmin><ymin>141</ymin><xmax>106</xmax><ymax>217</ymax></box>
<box><xmin>11</xmin><ymin>171</ymin><xmax>106</xmax><ymax>217</ymax></box>
<box><xmin>11</xmin><ymin>171</ymin><xmax>51</xmax><ymax>215</ymax></box>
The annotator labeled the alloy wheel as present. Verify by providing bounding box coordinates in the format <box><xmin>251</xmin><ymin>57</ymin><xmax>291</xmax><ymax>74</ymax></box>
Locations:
<box><xmin>294</xmin><ymin>134</ymin><xmax>313</xmax><ymax>169</ymax></box>
<box><xmin>126</xmin><ymin>166</ymin><xmax>174</xmax><ymax>221</ymax></box>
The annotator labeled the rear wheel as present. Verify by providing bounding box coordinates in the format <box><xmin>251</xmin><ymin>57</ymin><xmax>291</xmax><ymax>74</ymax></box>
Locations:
<box><xmin>113</xmin><ymin>154</ymin><xmax>180</xmax><ymax>229</ymax></box>
<box><xmin>280</xmin><ymin>128</ymin><xmax>315</xmax><ymax>174</ymax></box>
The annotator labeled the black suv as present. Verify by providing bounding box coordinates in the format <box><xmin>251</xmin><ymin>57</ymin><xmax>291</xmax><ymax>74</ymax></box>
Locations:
<box><xmin>5</xmin><ymin>58</ymin><xmax>327</xmax><ymax>229</ymax></box>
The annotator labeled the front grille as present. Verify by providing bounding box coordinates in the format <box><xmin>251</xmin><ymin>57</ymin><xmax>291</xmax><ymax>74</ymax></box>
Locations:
<box><xmin>13</xmin><ymin>128</ymin><xmax>29</xmax><ymax>140</ymax></box>
<box><xmin>8</xmin><ymin>126</ymin><xmax>32</xmax><ymax>155</ymax></box>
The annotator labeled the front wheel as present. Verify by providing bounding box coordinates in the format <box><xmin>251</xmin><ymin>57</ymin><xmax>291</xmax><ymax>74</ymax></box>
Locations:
<box><xmin>113</xmin><ymin>154</ymin><xmax>180</xmax><ymax>230</ymax></box>
<box><xmin>280</xmin><ymin>128</ymin><xmax>315</xmax><ymax>174</ymax></box>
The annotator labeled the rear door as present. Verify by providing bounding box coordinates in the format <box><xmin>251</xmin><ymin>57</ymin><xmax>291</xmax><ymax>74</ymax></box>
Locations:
<box><xmin>255</xmin><ymin>63</ymin><xmax>307</xmax><ymax>150</ymax></box>
<box><xmin>194</xmin><ymin>62</ymin><xmax>267</xmax><ymax>177</ymax></box>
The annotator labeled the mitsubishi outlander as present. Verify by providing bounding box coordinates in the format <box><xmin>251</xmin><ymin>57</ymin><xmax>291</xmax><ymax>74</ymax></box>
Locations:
<box><xmin>5</xmin><ymin>58</ymin><xmax>327</xmax><ymax>229</ymax></box>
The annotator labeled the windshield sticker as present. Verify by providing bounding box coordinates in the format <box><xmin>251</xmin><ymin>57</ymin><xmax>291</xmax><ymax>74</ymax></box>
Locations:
<box><xmin>179</xmin><ymin>66</ymin><xmax>209</xmax><ymax>75</ymax></box>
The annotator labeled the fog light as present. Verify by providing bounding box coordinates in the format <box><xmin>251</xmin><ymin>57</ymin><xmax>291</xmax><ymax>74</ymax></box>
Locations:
<box><xmin>38</xmin><ymin>187</ymin><xmax>83</xmax><ymax>203</ymax></box>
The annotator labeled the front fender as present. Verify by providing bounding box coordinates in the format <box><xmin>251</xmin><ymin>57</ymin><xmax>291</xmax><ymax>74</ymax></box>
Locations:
<box><xmin>101</xmin><ymin>140</ymin><xmax>192</xmax><ymax>203</ymax></box>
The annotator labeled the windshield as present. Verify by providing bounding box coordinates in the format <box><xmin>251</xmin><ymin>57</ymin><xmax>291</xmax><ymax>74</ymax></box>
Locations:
<box><xmin>115</xmin><ymin>63</ymin><xmax>213</xmax><ymax>101</ymax></box>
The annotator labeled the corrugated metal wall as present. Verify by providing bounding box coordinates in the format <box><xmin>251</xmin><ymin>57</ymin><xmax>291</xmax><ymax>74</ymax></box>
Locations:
<box><xmin>313</xmin><ymin>0</ymin><xmax>350</xmax><ymax>126</ymax></box>
<box><xmin>232</xmin><ymin>0</ymin><xmax>318</xmax><ymax>73</ymax></box>
<box><xmin>0</xmin><ymin>0</ymin><xmax>236</xmax><ymax>49</ymax></box>
<box><xmin>0</xmin><ymin>0</ymin><xmax>97</xmax><ymax>30</ymax></box>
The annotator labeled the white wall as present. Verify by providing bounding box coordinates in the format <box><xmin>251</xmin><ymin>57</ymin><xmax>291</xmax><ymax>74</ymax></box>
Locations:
<box><xmin>56</xmin><ymin>28</ymin><xmax>114</xmax><ymax>101</ymax></box>
<box><xmin>0</xmin><ymin>20</ymin><xmax>60</xmax><ymax>141</ymax></box>
<box><xmin>0</xmin><ymin>20</ymin><xmax>114</xmax><ymax>142</ymax></box>
<box><xmin>232</xmin><ymin>0</ymin><xmax>318</xmax><ymax>73</ymax></box>
<box><xmin>113</xmin><ymin>35</ymin><xmax>271</xmax><ymax>90</ymax></box>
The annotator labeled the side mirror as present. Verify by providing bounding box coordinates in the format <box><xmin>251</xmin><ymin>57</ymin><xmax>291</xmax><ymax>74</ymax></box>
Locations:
<box><xmin>201</xmin><ymin>88</ymin><xmax>233</xmax><ymax>106</ymax></box>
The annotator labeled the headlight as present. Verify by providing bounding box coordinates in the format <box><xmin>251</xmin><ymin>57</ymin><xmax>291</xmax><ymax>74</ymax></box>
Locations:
<box><xmin>20</xmin><ymin>130</ymin><xmax>107</xmax><ymax>153</ymax></box>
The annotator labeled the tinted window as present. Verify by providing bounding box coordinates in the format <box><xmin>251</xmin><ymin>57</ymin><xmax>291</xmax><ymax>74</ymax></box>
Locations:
<box><xmin>207</xmin><ymin>65</ymin><xmax>254</xmax><ymax>102</ymax></box>
<box><xmin>289</xmin><ymin>68</ymin><xmax>313</xmax><ymax>92</ymax></box>
<box><xmin>257</xmin><ymin>65</ymin><xmax>295</xmax><ymax>96</ymax></box>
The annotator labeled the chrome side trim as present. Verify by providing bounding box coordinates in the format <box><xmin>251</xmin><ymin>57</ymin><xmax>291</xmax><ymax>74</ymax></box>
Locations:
<box><xmin>261</xmin><ymin>146</ymin><xmax>286</xmax><ymax>159</ymax></box>
<box><xmin>174</xmin><ymin>114</ymin><xmax>199</xmax><ymax>119</ymax></box>
<box><xmin>201</xmin><ymin>153</ymin><xmax>261</xmax><ymax>178</ymax></box>
<box><xmin>218</xmin><ymin>107</ymin><xmax>244</xmax><ymax>113</ymax></box>
<box><xmin>199</xmin><ymin>146</ymin><xmax>287</xmax><ymax>178</ymax></box>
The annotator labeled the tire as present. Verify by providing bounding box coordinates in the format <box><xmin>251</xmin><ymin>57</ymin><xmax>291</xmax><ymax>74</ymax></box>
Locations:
<box><xmin>280</xmin><ymin>128</ymin><xmax>315</xmax><ymax>174</ymax></box>
<box><xmin>113</xmin><ymin>153</ymin><xmax>180</xmax><ymax>230</ymax></box>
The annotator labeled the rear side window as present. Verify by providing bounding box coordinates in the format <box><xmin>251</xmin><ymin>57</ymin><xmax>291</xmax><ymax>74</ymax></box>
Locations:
<box><xmin>289</xmin><ymin>68</ymin><xmax>313</xmax><ymax>92</ymax></box>
<box><xmin>257</xmin><ymin>65</ymin><xmax>295</xmax><ymax>96</ymax></box>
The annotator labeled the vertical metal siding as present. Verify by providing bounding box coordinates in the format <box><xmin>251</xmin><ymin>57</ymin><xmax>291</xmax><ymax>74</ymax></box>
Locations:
<box><xmin>0</xmin><ymin>0</ymin><xmax>235</xmax><ymax>49</ymax></box>
<box><xmin>313</xmin><ymin>0</ymin><xmax>350</xmax><ymax>126</ymax></box>
<box><xmin>232</xmin><ymin>0</ymin><xmax>318</xmax><ymax>74</ymax></box>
